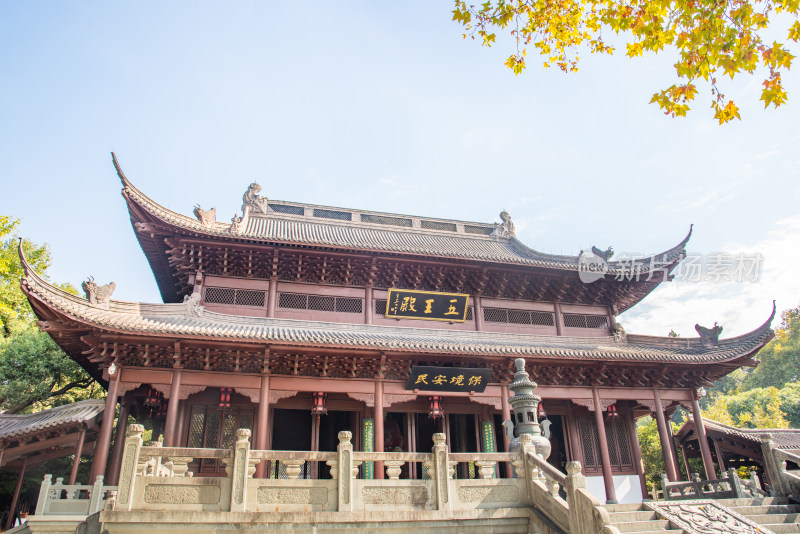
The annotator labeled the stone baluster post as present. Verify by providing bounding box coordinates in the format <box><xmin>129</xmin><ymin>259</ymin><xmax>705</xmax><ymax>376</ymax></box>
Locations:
<box><xmin>116</xmin><ymin>424</ymin><xmax>144</xmax><ymax>511</ymax></box>
<box><xmin>760</xmin><ymin>434</ymin><xmax>787</xmax><ymax>496</ymax></box>
<box><xmin>34</xmin><ymin>474</ymin><xmax>53</xmax><ymax>515</ymax></box>
<box><xmin>336</xmin><ymin>430</ymin><xmax>354</xmax><ymax>512</ymax></box>
<box><xmin>229</xmin><ymin>429</ymin><xmax>252</xmax><ymax>512</ymax></box>
<box><xmin>565</xmin><ymin>461</ymin><xmax>593</xmax><ymax>534</ymax></box>
<box><xmin>88</xmin><ymin>475</ymin><xmax>105</xmax><ymax>514</ymax></box>
<box><xmin>432</xmin><ymin>432</ymin><xmax>451</xmax><ymax>511</ymax></box>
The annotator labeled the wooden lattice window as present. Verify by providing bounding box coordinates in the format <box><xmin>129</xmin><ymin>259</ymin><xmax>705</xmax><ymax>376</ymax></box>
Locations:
<box><xmin>563</xmin><ymin>314</ymin><xmax>608</xmax><ymax>329</ymax></box>
<box><xmin>483</xmin><ymin>307</ymin><xmax>555</xmax><ymax>326</ymax></box>
<box><xmin>360</xmin><ymin>214</ymin><xmax>413</xmax><ymax>227</ymax></box>
<box><xmin>205</xmin><ymin>287</ymin><xmax>266</xmax><ymax>308</ymax></box>
<box><xmin>278</xmin><ymin>293</ymin><xmax>363</xmax><ymax>314</ymax></box>
<box><xmin>187</xmin><ymin>405</ymin><xmax>254</xmax><ymax>474</ymax></box>
<box><xmin>575</xmin><ymin>416</ymin><xmax>634</xmax><ymax>474</ymax></box>
<box><xmin>420</xmin><ymin>220</ymin><xmax>457</xmax><ymax>232</ymax></box>
<box><xmin>463</xmin><ymin>225</ymin><xmax>494</xmax><ymax>235</ymax></box>
<box><xmin>313</xmin><ymin>208</ymin><xmax>351</xmax><ymax>221</ymax></box>
<box><xmin>269</xmin><ymin>203</ymin><xmax>304</xmax><ymax>215</ymax></box>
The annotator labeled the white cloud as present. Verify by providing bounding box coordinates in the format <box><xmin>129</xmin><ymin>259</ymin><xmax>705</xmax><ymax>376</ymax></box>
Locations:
<box><xmin>621</xmin><ymin>214</ymin><xmax>800</xmax><ymax>337</ymax></box>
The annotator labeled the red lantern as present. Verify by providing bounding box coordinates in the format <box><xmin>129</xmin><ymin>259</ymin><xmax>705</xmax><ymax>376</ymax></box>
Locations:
<box><xmin>428</xmin><ymin>396</ymin><xmax>444</xmax><ymax>421</ymax></box>
<box><xmin>312</xmin><ymin>392</ymin><xmax>327</xmax><ymax>416</ymax></box>
<box><xmin>219</xmin><ymin>387</ymin><xmax>232</xmax><ymax>408</ymax></box>
<box><xmin>144</xmin><ymin>388</ymin><xmax>161</xmax><ymax>408</ymax></box>
<box><xmin>607</xmin><ymin>404</ymin><xmax>618</xmax><ymax>418</ymax></box>
<box><xmin>537</xmin><ymin>403</ymin><xmax>547</xmax><ymax>420</ymax></box>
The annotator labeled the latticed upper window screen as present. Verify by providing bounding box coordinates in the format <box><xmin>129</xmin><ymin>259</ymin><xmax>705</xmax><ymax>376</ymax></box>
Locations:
<box><xmin>269</xmin><ymin>203</ymin><xmax>304</xmax><ymax>215</ymax></box>
<box><xmin>313</xmin><ymin>208</ymin><xmax>352</xmax><ymax>221</ymax></box>
<box><xmin>531</xmin><ymin>311</ymin><xmax>556</xmax><ymax>326</ymax></box>
<box><xmin>360</xmin><ymin>214</ymin><xmax>413</xmax><ymax>227</ymax></box>
<box><xmin>336</xmin><ymin>297</ymin><xmax>363</xmax><ymax>314</ymax></box>
<box><xmin>278</xmin><ymin>292</ymin><xmax>307</xmax><ymax>309</ymax></box>
<box><xmin>466</xmin><ymin>307</ymin><xmax>473</xmax><ymax>320</ymax></box>
<box><xmin>235</xmin><ymin>290</ymin><xmax>266</xmax><ymax>307</ymax></box>
<box><xmin>586</xmin><ymin>315</ymin><xmax>609</xmax><ymax>329</ymax></box>
<box><xmin>464</xmin><ymin>225</ymin><xmax>494</xmax><ymax>235</ymax></box>
<box><xmin>375</xmin><ymin>299</ymin><xmax>388</xmax><ymax>315</ymax></box>
<box><xmin>308</xmin><ymin>295</ymin><xmax>335</xmax><ymax>312</ymax></box>
<box><xmin>508</xmin><ymin>309</ymin><xmax>532</xmax><ymax>325</ymax></box>
<box><xmin>484</xmin><ymin>308</ymin><xmax>508</xmax><ymax>323</ymax></box>
<box><xmin>605</xmin><ymin>417</ymin><xmax>621</xmax><ymax>466</ymax></box>
<box><xmin>606</xmin><ymin>418</ymin><xmax>633</xmax><ymax>468</ymax></box>
<box><xmin>205</xmin><ymin>287</ymin><xmax>235</xmax><ymax>305</ymax></box>
<box><xmin>563</xmin><ymin>314</ymin><xmax>608</xmax><ymax>329</ymax></box>
<box><xmin>420</xmin><ymin>220</ymin><xmax>457</xmax><ymax>232</ymax></box>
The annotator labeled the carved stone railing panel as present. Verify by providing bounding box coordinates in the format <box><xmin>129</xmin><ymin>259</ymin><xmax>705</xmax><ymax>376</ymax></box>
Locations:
<box><xmin>34</xmin><ymin>474</ymin><xmax>115</xmax><ymax>517</ymax></box>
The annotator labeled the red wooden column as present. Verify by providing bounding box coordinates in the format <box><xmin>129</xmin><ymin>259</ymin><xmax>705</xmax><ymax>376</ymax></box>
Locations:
<box><xmin>68</xmin><ymin>427</ymin><xmax>87</xmax><ymax>485</ymax></box>
<box><xmin>652</xmin><ymin>389</ymin><xmax>679</xmax><ymax>482</ymax></box>
<box><xmin>374</xmin><ymin>380</ymin><xmax>384</xmax><ymax>479</ymax></box>
<box><xmin>553</xmin><ymin>301</ymin><xmax>564</xmax><ymax>336</ymax></box>
<box><xmin>365</xmin><ymin>285</ymin><xmax>374</xmax><ymax>324</ymax></box>
<box><xmin>501</xmin><ymin>383</ymin><xmax>513</xmax><ymax>478</ymax></box>
<box><xmin>5</xmin><ymin>456</ymin><xmax>28</xmax><ymax>531</ymax></box>
<box><xmin>473</xmin><ymin>293</ymin><xmax>484</xmax><ymax>331</ymax></box>
<box><xmin>267</xmin><ymin>276</ymin><xmax>278</xmax><ymax>318</ymax></box>
<box><xmin>164</xmin><ymin>371</ymin><xmax>183</xmax><ymax>447</ymax></box>
<box><xmin>691</xmin><ymin>393</ymin><xmax>717</xmax><ymax>480</ymax></box>
<box><xmin>254</xmin><ymin>375</ymin><xmax>271</xmax><ymax>478</ymax></box>
<box><xmin>624</xmin><ymin>404</ymin><xmax>649</xmax><ymax>498</ymax></box>
<box><xmin>89</xmin><ymin>368</ymin><xmax>121</xmax><ymax>482</ymax></box>
<box><xmin>106</xmin><ymin>396</ymin><xmax>131</xmax><ymax>485</ymax></box>
<box><xmin>592</xmin><ymin>387</ymin><xmax>617</xmax><ymax>504</ymax></box>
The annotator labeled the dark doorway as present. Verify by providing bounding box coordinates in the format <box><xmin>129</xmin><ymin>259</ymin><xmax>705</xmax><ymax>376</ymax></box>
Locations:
<box><xmin>317</xmin><ymin>411</ymin><xmax>356</xmax><ymax>478</ymax></box>
<box><xmin>415</xmin><ymin>413</ymin><xmax>441</xmax><ymax>479</ymax></box>
<box><xmin>271</xmin><ymin>409</ymin><xmax>312</xmax><ymax>478</ymax></box>
<box><xmin>449</xmin><ymin>414</ymin><xmax>479</xmax><ymax>478</ymax></box>
<box><xmin>544</xmin><ymin>415</ymin><xmax>568</xmax><ymax>473</ymax></box>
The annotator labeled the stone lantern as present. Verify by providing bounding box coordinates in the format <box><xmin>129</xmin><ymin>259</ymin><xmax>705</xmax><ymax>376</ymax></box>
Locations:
<box><xmin>503</xmin><ymin>358</ymin><xmax>551</xmax><ymax>459</ymax></box>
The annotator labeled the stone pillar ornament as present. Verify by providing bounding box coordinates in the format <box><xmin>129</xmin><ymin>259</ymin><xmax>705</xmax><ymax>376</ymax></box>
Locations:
<box><xmin>504</xmin><ymin>358</ymin><xmax>551</xmax><ymax>460</ymax></box>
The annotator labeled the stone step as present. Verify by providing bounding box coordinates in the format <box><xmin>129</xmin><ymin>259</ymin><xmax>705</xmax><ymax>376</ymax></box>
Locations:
<box><xmin>717</xmin><ymin>497</ymin><xmax>792</xmax><ymax>507</ymax></box>
<box><xmin>757</xmin><ymin>524</ymin><xmax>800</xmax><ymax>534</ymax></box>
<box><xmin>613</xmin><ymin>520</ymin><xmax>674</xmax><ymax>533</ymax></box>
<box><xmin>743</xmin><ymin>513</ymin><xmax>800</xmax><ymax>524</ymax></box>
<box><xmin>731</xmin><ymin>504</ymin><xmax>800</xmax><ymax>516</ymax></box>
<box><xmin>606</xmin><ymin>510</ymin><xmax>660</xmax><ymax>522</ymax></box>
<box><xmin>603</xmin><ymin>503</ymin><xmax>647</xmax><ymax>512</ymax></box>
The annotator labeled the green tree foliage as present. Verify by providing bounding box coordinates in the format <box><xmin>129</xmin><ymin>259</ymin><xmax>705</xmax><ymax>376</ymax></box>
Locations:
<box><xmin>0</xmin><ymin>329</ymin><xmax>96</xmax><ymax>413</ymax></box>
<box><xmin>0</xmin><ymin>215</ymin><xmax>99</xmax><ymax>414</ymax></box>
<box><xmin>637</xmin><ymin>416</ymin><xmax>702</xmax><ymax>493</ymax></box>
<box><xmin>743</xmin><ymin>305</ymin><xmax>800</xmax><ymax>390</ymax></box>
<box><xmin>452</xmin><ymin>0</ymin><xmax>799</xmax><ymax>123</ymax></box>
<box><xmin>704</xmin><ymin>386</ymin><xmax>789</xmax><ymax>428</ymax></box>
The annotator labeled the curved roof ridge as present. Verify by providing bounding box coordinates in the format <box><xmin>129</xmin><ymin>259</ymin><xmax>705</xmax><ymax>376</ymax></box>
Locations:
<box><xmin>113</xmin><ymin>153</ymin><xmax>693</xmax><ymax>274</ymax></box>
<box><xmin>626</xmin><ymin>301</ymin><xmax>775</xmax><ymax>350</ymax></box>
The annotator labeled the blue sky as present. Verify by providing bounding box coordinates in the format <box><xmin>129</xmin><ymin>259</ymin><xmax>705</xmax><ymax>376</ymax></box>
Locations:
<box><xmin>1</xmin><ymin>2</ymin><xmax>798</xmax><ymax>337</ymax></box>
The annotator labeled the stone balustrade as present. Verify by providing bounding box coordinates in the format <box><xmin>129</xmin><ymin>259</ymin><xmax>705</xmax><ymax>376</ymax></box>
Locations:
<box><xmin>31</xmin><ymin>424</ymin><xmax>622</xmax><ymax>534</ymax></box>
<box><xmin>33</xmin><ymin>474</ymin><xmax>115</xmax><ymax>516</ymax></box>
<box><xmin>762</xmin><ymin>435</ymin><xmax>800</xmax><ymax>500</ymax></box>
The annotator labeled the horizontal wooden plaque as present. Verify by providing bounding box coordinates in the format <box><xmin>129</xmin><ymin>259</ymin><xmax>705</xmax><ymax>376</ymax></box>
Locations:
<box><xmin>385</xmin><ymin>289</ymin><xmax>470</xmax><ymax>322</ymax></box>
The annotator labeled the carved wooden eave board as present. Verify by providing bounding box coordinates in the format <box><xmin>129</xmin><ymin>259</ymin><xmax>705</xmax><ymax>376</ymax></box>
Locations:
<box><xmin>20</xmin><ymin>247</ymin><xmax>775</xmax><ymax>390</ymax></box>
<box><xmin>112</xmin><ymin>153</ymin><xmax>691</xmax><ymax>309</ymax></box>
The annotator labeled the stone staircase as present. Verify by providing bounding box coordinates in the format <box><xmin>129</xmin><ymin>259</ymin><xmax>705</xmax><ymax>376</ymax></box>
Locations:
<box><xmin>603</xmin><ymin>497</ymin><xmax>800</xmax><ymax>534</ymax></box>
<box><xmin>720</xmin><ymin>497</ymin><xmax>800</xmax><ymax>534</ymax></box>
<box><xmin>603</xmin><ymin>503</ymin><xmax>682</xmax><ymax>533</ymax></box>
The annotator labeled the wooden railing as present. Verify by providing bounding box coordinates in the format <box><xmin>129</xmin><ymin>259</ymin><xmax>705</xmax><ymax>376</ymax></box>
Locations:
<box><xmin>32</xmin><ymin>426</ymin><xmax>622</xmax><ymax>534</ymax></box>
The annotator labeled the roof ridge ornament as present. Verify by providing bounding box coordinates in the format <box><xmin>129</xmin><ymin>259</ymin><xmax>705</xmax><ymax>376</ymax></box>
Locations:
<box><xmin>183</xmin><ymin>292</ymin><xmax>204</xmax><ymax>318</ymax></box>
<box><xmin>81</xmin><ymin>276</ymin><xmax>116</xmax><ymax>308</ymax></box>
<box><xmin>193</xmin><ymin>205</ymin><xmax>216</xmax><ymax>225</ymax></box>
<box><xmin>695</xmin><ymin>322</ymin><xmax>723</xmax><ymax>347</ymax></box>
<box><xmin>242</xmin><ymin>182</ymin><xmax>268</xmax><ymax>215</ymax></box>
<box><xmin>493</xmin><ymin>210</ymin><xmax>516</xmax><ymax>239</ymax></box>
